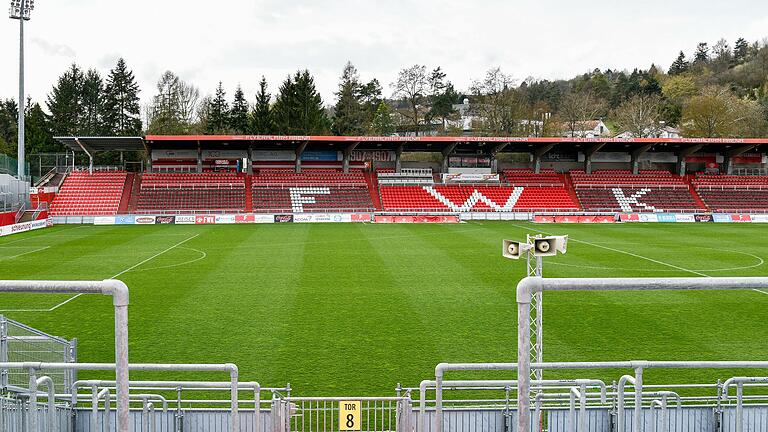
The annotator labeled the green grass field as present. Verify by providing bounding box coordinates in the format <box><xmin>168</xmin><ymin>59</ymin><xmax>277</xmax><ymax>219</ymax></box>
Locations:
<box><xmin>1</xmin><ymin>222</ymin><xmax>767</xmax><ymax>395</ymax></box>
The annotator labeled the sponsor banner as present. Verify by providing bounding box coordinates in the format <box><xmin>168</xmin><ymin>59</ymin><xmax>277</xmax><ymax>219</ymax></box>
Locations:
<box><xmin>731</xmin><ymin>214</ymin><xmax>752</xmax><ymax>222</ymax></box>
<box><xmin>750</xmin><ymin>214</ymin><xmax>768</xmax><ymax>223</ymax></box>
<box><xmin>94</xmin><ymin>216</ymin><xmax>116</xmax><ymax>225</ymax></box>
<box><xmin>656</xmin><ymin>213</ymin><xmax>677</xmax><ymax>223</ymax></box>
<box><xmin>300</xmin><ymin>150</ymin><xmax>340</xmax><ymax>161</ymax></box>
<box><xmin>620</xmin><ymin>213</ymin><xmax>639</xmax><ymax>222</ymax></box>
<box><xmin>175</xmin><ymin>215</ymin><xmax>196</xmax><ymax>224</ymax></box>
<box><xmin>293</xmin><ymin>213</ymin><xmax>353</xmax><ymax>223</ymax></box>
<box><xmin>694</xmin><ymin>214</ymin><xmax>713</xmax><ymax>222</ymax></box>
<box><xmin>536</xmin><ymin>215</ymin><xmax>616</xmax><ymax>224</ymax></box>
<box><xmin>31</xmin><ymin>186</ymin><xmax>58</xmax><ymax>194</ymax></box>
<box><xmin>731</xmin><ymin>153</ymin><xmax>763</xmax><ymax>164</ymax></box>
<box><xmin>134</xmin><ymin>216</ymin><xmax>156</xmax><ymax>225</ymax></box>
<box><xmin>155</xmin><ymin>216</ymin><xmax>176</xmax><ymax>224</ymax></box>
<box><xmin>712</xmin><ymin>213</ymin><xmax>732</xmax><ymax>223</ymax></box>
<box><xmin>202</xmin><ymin>149</ymin><xmax>247</xmax><ymax>160</ymax></box>
<box><xmin>251</xmin><ymin>150</ymin><xmax>295</xmax><ymax>161</ymax></box>
<box><xmin>637</xmin><ymin>213</ymin><xmax>658</xmax><ymax>223</ymax></box>
<box><xmin>152</xmin><ymin>149</ymin><xmax>198</xmax><ymax>160</ymax></box>
<box><xmin>348</xmin><ymin>150</ymin><xmax>395</xmax><ymax>162</ymax></box>
<box><xmin>351</xmin><ymin>213</ymin><xmax>372</xmax><ymax>222</ymax></box>
<box><xmin>674</xmin><ymin>214</ymin><xmax>696</xmax><ymax>223</ymax></box>
<box><xmin>215</xmin><ymin>215</ymin><xmax>236</xmax><ymax>224</ymax></box>
<box><xmin>274</xmin><ymin>214</ymin><xmax>294</xmax><ymax>223</ymax></box>
<box><xmin>541</xmin><ymin>150</ymin><xmax>578</xmax><ymax>162</ymax></box>
<box><xmin>442</xmin><ymin>173</ymin><xmax>500</xmax><ymax>182</ymax></box>
<box><xmin>0</xmin><ymin>218</ymin><xmax>51</xmax><ymax>237</ymax></box>
<box><xmin>254</xmin><ymin>214</ymin><xmax>275</xmax><ymax>224</ymax></box>
<box><xmin>373</xmin><ymin>215</ymin><xmax>460</xmax><ymax>224</ymax></box>
<box><xmin>235</xmin><ymin>214</ymin><xmax>256</xmax><ymax>223</ymax></box>
<box><xmin>115</xmin><ymin>215</ymin><xmax>135</xmax><ymax>225</ymax></box>
<box><xmin>195</xmin><ymin>215</ymin><xmax>216</xmax><ymax>225</ymax></box>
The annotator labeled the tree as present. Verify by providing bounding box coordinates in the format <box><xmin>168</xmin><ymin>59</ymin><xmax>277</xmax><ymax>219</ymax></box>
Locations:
<box><xmin>272</xmin><ymin>70</ymin><xmax>330</xmax><ymax>135</ymax></box>
<box><xmin>612</xmin><ymin>94</ymin><xmax>663</xmax><ymax>137</ymax></box>
<box><xmin>359</xmin><ymin>79</ymin><xmax>383</xmax><ymax>131</ymax></box>
<box><xmin>0</xmin><ymin>99</ymin><xmax>18</xmax><ymax>155</ymax></box>
<box><xmin>206</xmin><ymin>82</ymin><xmax>230</xmax><ymax>134</ymax></box>
<box><xmin>250</xmin><ymin>76</ymin><xmax>273</xmax><ymax>134</ymax></box>
<box><xmin>24</xmin><ymin>101</ymin><xmax>57</xmax><ymax>155</ymax></box>
<box><xmin>391</xmin><ymin>65</ymin><xmax>429</xmax><ymax>132</ymax></box>
<box><xmin>682</xmin><ymin>85</ymin><xmax>767</xmax><ymax>137</ymax></box>
<box><xmin>102</xmin><ymin>58</ymin><xmax>142</xmax><ymax>135</ymax></box>
<box><xmin>146</xmin><ymin>71</ymin><xmax>186</xmax><ymax>134</ymax></box>
<box><xmin>470</xmin><ymin>67</ymin><xmax>525</xmax><ymax>136</ymax></box>
<box><xmin>47</xmin><ymin>64</ymin><xmax>84</xmax><ymax>135</ymax></box>
<box><xmin>177</xmin><ymin>81</ymin><xmax>200</xmax><ymax>126</ymax></box>
<box><xmin>369</xmin><ymin>102</ymin><xmax>395</xmax><ymax>135</ymax></box>
<box><xmin>668</xmin><ymin>51</ymin><xmax>690</xmax><ymax>75</ymax></box>
<box><xmin>427</xmin><ymin>67</ymin><xmax>458</xmax><ymax>132</ymax></box>
<box><xmin>693</xmin><ymin>42</ymin><xmax>710</xmax><ymax>65</ymax></box>
<box><xmin>229</xmin><ymin>85</ymin><xmax>249</xmax><ymax>134</ymax></box>
<box><xmin>558</xmin><ymin>90</ymin><xmax>607</xmax><ymax>137</ymax></box>
<box><xmin>733</xmin><ymin>38</ymin><xmax>749</xmax><ymax>65</ymax></box>
<box><xmin>80</xmin><ymin>69</ymin><xmax>104</xmax><ymax>135</ymax></box>
<box><xmin>332</xmin><ymin>62</ymin><xmax>365</xmax><ymax>135</ymax></box>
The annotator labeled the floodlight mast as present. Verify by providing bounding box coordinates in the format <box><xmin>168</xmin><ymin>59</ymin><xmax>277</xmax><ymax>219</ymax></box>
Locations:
<box><xmin>9</xmin><ymin>0</ymin><xmax>33</xmax><ymax>180</ymax></box>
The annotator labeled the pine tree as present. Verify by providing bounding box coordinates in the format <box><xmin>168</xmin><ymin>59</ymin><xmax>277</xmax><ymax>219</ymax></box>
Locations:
<box><xmin>272</xmin><ymin>70</ymin><xmax>330</xmax><ymax>135</ymax></box>
<box><xmin>0</xmin><ymin>99</ymin><xmax>19</xmax><ymax>155</ymax></box>
<box><xmin>668</xmin><ymin>51</ymin><xmax>689</xmax><ymax>75</ymax></box>
<box><xmin>47</xmin><ymin>64</ymin><xmax>84</xmax><ymax>135</ymax></box>
<box><xmin>369</xmin><ymin>102</ymin><xmax>395</xmax><ymax>135</ymax></box>
<box><xmin>80</xmin><ymin>69</ymin><xmax>104</xmax><ymax>135</ymax></box>
<box><xmin>332</xmin><ymin>62</ymin><xmax>365</xmax><ymax>136</ymax></box>
<box><xmin>206</xmin><ymin>82</ymin><xmax>230</xmax><ymax>134</ymax></box>
<box><xmin>229</xmin><ymin>85</ymin><xmax>249</xmax><ymax>134</ymax></box>
<box><xmin>733</xmin><ymin>38</ymin><xmax>749</xmax><ymax>65</ymax></box>
<box><xmin>250</xmin><ymin>76</ymin><xmax>273</xmax><ymax>134</ymax></box>
<box><xmin>693</xmin><ymin>42</ymin><xmax>709</xmax><ymax>64</ymax></box>
<box><xmin>103</xmin><ymin>58</ymin><xmax>142</xmax><ymax>135</ymax></box>
<box><xmin>24</xmin><ymin>102</ymin><xmax>57</xmax><ymax>155</ymax></box>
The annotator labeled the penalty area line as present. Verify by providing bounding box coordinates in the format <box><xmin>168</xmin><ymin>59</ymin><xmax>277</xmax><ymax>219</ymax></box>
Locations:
<box><xmin>0</xmin><ymin>233</ymin><xmax>200</xmax><ymax>313</ymax></box>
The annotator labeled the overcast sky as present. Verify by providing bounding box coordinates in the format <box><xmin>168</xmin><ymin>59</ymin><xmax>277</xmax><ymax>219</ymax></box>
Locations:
<box><xmin>1</xmin><ymin>0</ymin><xmax>767</xmax><ymax>111</ymax></box>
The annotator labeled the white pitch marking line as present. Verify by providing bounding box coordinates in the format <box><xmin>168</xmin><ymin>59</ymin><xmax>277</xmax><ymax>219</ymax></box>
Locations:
<box><xmin>753</xmin><ymin>289</ymin><xmax>768</xmax><ymax>296</ymax></box>
<box><xmin>0</xmin><ymin>233</ymin><xmax>200</xmax><ymax>313</ymax></box>
<box><xmin>0</xmin><ymin>246</ymin><xmax>50</xmax><ymax>260</ymax></box>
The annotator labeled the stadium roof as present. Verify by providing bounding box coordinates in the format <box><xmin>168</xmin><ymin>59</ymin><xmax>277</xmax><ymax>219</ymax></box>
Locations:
<box><xmin>57</xmin><ymin>135</ymin><xmax>768</xmax><ymax>155</ymax></box>
<box><xmin>54</xmin><ymin>136</ymin><xmax>146</xmax><ymax>153</ymax></box>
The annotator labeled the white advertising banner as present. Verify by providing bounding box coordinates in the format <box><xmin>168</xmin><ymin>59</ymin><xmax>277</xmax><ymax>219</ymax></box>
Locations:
<box><xmin>293</xmin><ymin>213</ymin><xmax>353</xmax><ymax>223</ymax></box>
<box><xmin>442</xmin><ymin>173</ymin><xmax>500</xmax><ymax>182</ymax></box>
<box><xmin>215</xmin><ymin>215</ymin><xmax>236</xmax><ymax>224</ymax></box>
<box><xmin>674</xmin><ymin>214</ymin><xmax>696</xmax><ymax>223</ymax></box>
<box><xmin>175</xmin><ymin>215</ymin><xmax>197</xmax><ymax>224</ymax></box>
<box><xmin>750</xmin><ymin>214</ymin><xmax>768</xmax><ymax>223</ymax></box>
<box><xmin>0</xmin><ymin>219</ymin><xmax>51</xmax><ymax>237</ymax></box>
<box><xmin>254</xmin><ymin>214</ymin><xmax>275</xmax><ymax>224</ymax></box>
<box><xmin>94</xmin><ymin>216</ymin><xmax>116</xmax><ymax>225</ymax></box>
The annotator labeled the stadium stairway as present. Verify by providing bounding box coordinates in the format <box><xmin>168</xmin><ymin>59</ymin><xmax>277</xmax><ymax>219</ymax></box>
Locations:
<box><xmin>684</xmin><ymin>174</ymin><xmax>709</xmax><ymax>211</ymax></box>
<box><xmin>365</xmin><ymin>171</ymin><xmax>383</xmax><ymax>210</ymax></box>
<box><xmin>244</xmin><ymin>174</ymin><xmax>253</xmax><ymax>212</ymax></box>
<box><xmin>562</xmin><ymin>173</ymin><xmax>583</xmax><ymax>210</ymax></box>
<box><xmin>117</xmin><ymin>173</ymin><xmax>135</xmax><ymax>213</ymax></box>
<box><xmin>124</xmin><ymin>173</ymin><xmax>143</xmax><ymax>213</ymax></box>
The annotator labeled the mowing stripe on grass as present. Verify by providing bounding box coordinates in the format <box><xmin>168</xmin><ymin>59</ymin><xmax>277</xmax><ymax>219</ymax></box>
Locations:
<box><xmin>0</xmin><ymin>246</ymin><xmax>50</xmax><ymax>260</ymax></box>
<box><xmin>0</xmin><ymin>233</ymin><xmax>201</xmax><ymax>312</ymax></box>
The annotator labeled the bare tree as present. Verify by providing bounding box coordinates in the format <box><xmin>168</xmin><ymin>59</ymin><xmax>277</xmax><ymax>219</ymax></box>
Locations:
<box><xmin>470</xmin><ymin>67</ymin><xmax>524</xmax><ymax>136</ymax></box>
<box><xmin>613</xmin><ymin>94</ymin><xmax>663</xmax><ymax>137</ymax></box>
<box><xmin>557</xmin><ymin>90</ymin><xmax>606</xmax><ymax>137</ymax></box>
<box><xmin>391</xmin><ymin>65</ymin><xmax>428</xmax><ymax>133</ymax></box>
<box><xmin>178</xmin><ymin>81</ymin><xmax>200</xmax><ymax>125</ymax></box>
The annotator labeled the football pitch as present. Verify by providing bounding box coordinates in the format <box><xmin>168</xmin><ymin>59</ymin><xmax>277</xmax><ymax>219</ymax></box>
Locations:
<box><xmin>1</xmin><ymin>222</ymin><xmax>767</xmax><ymax>395</ymax></box>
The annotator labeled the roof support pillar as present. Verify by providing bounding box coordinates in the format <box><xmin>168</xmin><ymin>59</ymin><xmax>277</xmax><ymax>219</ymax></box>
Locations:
<box><xmin>342</xmin><ymin>142</ymin><xmax>359</xmax><ymax>173</ymax></box>
<box><xmin>630</xmin><ymin>143</ymin><xmax>654</xmax><ymax>175</ymax></box>
<box><xmin>723</xmin><ymin>144</ymin><xmax>756</xmax><ymax>175</ymax></box>
<box><xmin>395</xmin><ymin>143</ymin><xmax>404</xmax><ymax>173</ymax></box>
<box><xmin>676</xmin><ymin>144</ymin><xmax>704</xmax><ymax>177</ymax></box>
<box><xmin>490</xmin><ymin>143</ymin><xmax>508</xmax><ymax>174</ymax></box>
<box><xmin>74</xmin><ymin>138</ymin><xmax>93</xmax><ymax>175</ymax></box>
<box><xmin>197</xmin><ymin>142</ymin><xmax>202</xmax><ymax>173</ymax></box>
<box><xmin>583</xmin><ymin>143</ymin><xmax>605</xmax><ymax>175</ymax></box>
<box><xmin>441</xmin><ymin>142</ymin><xmax>459</xmax><ymax>174</ymax></box>
<box><xmin>246</xmin><ymin>147</ymin><xmax>253</xmax><ymax>175</ymax></box>
<box><xmin>532</xmin><ymin>143</ymin><xmax>555</xmax><ymax>174</ymax></box>
<box><xmin>295</xmin><ymin>141</ymin><xmax>308</xmax><ymax>174</ymax></box>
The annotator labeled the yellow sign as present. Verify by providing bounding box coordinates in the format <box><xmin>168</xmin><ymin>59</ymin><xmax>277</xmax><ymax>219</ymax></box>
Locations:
<box><xmin>339</xmin><ymin>400</ymin><xmax>361</xmax><ymax>431</ymax></box>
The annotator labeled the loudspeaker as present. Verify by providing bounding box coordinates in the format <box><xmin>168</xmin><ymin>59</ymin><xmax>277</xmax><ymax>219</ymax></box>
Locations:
<box><xmin>533</xmin><ymin>237</ymin><xmax>557</xmax><ymax>256</ymax></box>
<box><xmin>502</xmin><ymin>239</ymin><xmax>531</xmax><ymax>260</ymax></box>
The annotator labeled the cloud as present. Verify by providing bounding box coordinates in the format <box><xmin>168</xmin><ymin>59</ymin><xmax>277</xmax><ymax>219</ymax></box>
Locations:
<box><xmin>31</xmin><ymin>38</ymin><xmax>75</xmax><ymax>57</ymax></box>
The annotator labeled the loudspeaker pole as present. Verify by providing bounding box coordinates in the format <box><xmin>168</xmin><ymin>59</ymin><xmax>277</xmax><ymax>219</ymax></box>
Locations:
<box><xmin>525</xmin><ymin>235</ymin><xmax>544</xmax><ymax>383</ymax></box>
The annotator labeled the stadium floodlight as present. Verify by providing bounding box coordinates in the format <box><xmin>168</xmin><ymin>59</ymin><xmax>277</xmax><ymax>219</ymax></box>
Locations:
<box><xmin>501</xmin><ymin>234</ymin><xmax>567</xmax><ymax>383</ymax></box>
<box><xmin>9</xmin><ymin>0</ymin><xmax>34</xmax><ymax>180</ymax></box>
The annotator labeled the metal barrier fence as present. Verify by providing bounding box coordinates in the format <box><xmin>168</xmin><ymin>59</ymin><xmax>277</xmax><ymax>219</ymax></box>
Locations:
<box><xmin>272</xmin><ymin>397</ymin><xmax>413</xmax><ymax>432</ymax></box>
<box><xmin>0</xmin><ymin>315</ymin><xmax>77</xmax><ymax>392</ymax></box>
